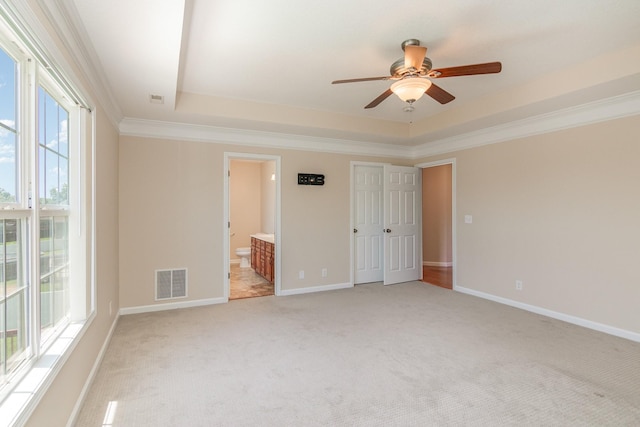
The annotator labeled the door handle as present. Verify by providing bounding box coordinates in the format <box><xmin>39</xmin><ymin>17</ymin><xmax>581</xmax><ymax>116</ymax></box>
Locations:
<box><xmin>384</xmin><ymin>228</ymin><xmax>391</xmax><ymax>233</ymax></box>
<box><xmin>354</xmin><ymin>228</ymin><xmax>358</xmax><ymax>233</ymax></box>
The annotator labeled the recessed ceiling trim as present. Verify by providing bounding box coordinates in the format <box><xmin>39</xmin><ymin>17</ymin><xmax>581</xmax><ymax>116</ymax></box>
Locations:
<box><xmin>411</xmin><ymin>90</ymin><xmax>640</xmax><ymax>158</ymax></box>
<box><xmin>121</xmin><ymin>91</ymin><xmax>640</xmax><ymax>160</ymax></box>
<box><xmin>119</xmin><ymin>118</ymin><xmax>414</xmax><ymax>159</ymax></box>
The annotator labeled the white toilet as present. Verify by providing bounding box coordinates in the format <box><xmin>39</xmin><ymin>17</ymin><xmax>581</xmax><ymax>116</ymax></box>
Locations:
<box><xmin>235</xmin><ymin>247</ymin><xmax>251</xmax><ymax>268</ymax></box>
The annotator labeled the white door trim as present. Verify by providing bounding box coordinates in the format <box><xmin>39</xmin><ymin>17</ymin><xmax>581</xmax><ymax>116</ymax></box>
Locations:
<box><xmin>414</xmin><ymin>158</ymin><xmax>457</xmax><ymax>290</ymax></box>
<box><xmin>223</xmin><ymin>152</ymin><xmax>282</xmax><ymax>299</ymax></box>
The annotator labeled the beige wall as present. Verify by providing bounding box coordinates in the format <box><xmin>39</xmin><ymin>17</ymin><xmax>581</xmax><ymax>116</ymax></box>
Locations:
<box><xmin>416</xmin><ymin>115</ymin><xmax>640</xmax><ymax>334</ymax></box>
<box><xmin>118</xmin><ymin>139</ymin><xmax>398</xmax><ymax>307</ymax></box>
<box><xmin>230</xmin><ymin>160</ymin><xmax>262</xmax><ymax>259</ymax></box>
<box><xmin>119</xmin><ymin>138</ymin><xmax>221</xmax><ymax>306</ymax></box>
<box><xmin>261</xmin><ymin>161</ymin><xmax>276</xmax><ymax>234</ymax></box>
<box><xmin>422</xmin><ymin>164</ymin><xmax>452</xmax><ymax>265</ymax></box>
<box><xmin>118</xmin><ymin>122</ymin><xmax>640</xmax><ymax>335</ymax></box>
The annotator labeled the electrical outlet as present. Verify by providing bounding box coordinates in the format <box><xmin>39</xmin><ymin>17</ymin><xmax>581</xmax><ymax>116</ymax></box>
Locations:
<box><xmin>299</xmin><ymin>270</ymin><xmax>305</xmax><ymax>279</ymax></box>
<box><xmin>515</xmin><ymin>280</ymin><xmax>523</xmax><ymax>290</ymax></box>
<box><xmin>321</xmin><ymin>268</ymin><xmax>327</xmax><ymax>277</ymax></box>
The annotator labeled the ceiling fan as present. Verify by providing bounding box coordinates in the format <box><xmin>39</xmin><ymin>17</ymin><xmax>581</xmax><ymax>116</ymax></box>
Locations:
<box><xmin>332</xmin><ymin>39</ymin><xmax>502</xmax><ymax>111</ymax></box>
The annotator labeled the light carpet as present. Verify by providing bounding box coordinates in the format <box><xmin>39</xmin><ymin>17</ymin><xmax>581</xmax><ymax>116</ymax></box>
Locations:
<box><xmin>74</xmin><ymin>282</ymin><xmax>640</xmax><ymax>426</ymax></box>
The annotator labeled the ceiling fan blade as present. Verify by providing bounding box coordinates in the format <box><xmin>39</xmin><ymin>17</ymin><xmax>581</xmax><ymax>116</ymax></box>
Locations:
<box><xmin>430</xmin><ymin>61</ymin><xmax>502</xmax><ymax>78</ymax></box>
<box><xmin>332</xmin><ymin>76</ymin><xmax>390</xmax><ymax>84</ymax></box>
<box><xmin>426</xmin><ymin>83</ymin><xmax>455</xmax><ymax>104</ymax></box>
<box><xmin>364</xmin><ymin>89</ymin><xmax>394</xmax><ymax>109</ymax></box>
<box><xmin>405</xmin><ymin>45</ymin><xmax>427</xmax><ymax>70</ymax></box>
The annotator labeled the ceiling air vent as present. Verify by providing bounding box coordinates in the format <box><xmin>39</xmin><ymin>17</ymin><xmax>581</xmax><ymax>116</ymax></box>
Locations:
<box><xmin>155</xmin><ymin>268</ymin><xmax>187</xmax><ymax>300</ymax></box>
<box><xmin>149</xmin><ymin>93</ymin><xmax>164</xmax><ymax>104</ymax></box>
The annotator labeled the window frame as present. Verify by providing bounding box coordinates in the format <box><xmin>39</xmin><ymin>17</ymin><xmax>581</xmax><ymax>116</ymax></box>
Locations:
<box><xmin>0</xmin><ymin>35</ymin><xmax>24</xmax><ymax>209</ymax></box>
<box><xmin>0</xmin><ymin>31</ymin><xmax>33</xmax><ymax>387</ymax></box>
<box><xmin>35</xmin><ymin>74</ymin><xmax>76</xmax><ymax>353</ymax></box>
<box><xmin>0</xmin><ymin>16</ymin><xmax>95</xmax><ymax>421</ymax></box>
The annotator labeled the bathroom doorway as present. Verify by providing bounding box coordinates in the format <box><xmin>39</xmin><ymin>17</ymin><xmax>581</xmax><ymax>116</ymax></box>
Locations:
<box><xmin>223</xmin><ymin>153</ymin><xmax>281</xmax><ymax>300</ymax></box>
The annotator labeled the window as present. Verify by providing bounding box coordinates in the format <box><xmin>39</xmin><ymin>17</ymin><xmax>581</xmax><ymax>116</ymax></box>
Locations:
<box><xmin>0</xmin><ymin>42</ymin><xmax>27</xmax><ymax>384</ymax></box>
<box><xmin>38</xmin><ymin>88</ymin><xmax>71</xmax><ymax>344</ymax></box>
<box><xmin>0</xmin><ymin>46</ymin><xmax>17</xmax><ymax>204</ymax></box>
<box><xmin>0</xmin><ymin>16</ymin><xmax>92</xmax><ymax>408</ymax></box>
<box><xmin>1</xmin><ymin>218</ymin><xmax>26</xmax><ymax>378</ymax></box>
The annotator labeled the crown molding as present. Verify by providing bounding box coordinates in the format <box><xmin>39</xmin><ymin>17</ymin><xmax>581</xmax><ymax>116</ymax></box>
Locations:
<box><xmin>411</xmin><ymin>90</ymin><xmax>640</xmax><ymax>158</ymax></box>
<box><xmin>119</xmin><ymin>118</ymin><xmax>414</xmax><ymax>159</ymax></box>
<box><xmin>35</xmin><ymin>0</ymin><xmax>123</xmax><ymax>128</ymax></box>
<box><xmin>121</xmin><ymin>90</ymin><xmax>640</xmax><ymax>160</ymax></box>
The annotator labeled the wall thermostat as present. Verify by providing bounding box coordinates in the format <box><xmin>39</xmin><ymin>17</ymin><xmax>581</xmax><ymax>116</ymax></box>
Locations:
<box><xmin>298</xmin><ymin>173</ymin><xmax>325</xmax><ymax>185</ymax></box>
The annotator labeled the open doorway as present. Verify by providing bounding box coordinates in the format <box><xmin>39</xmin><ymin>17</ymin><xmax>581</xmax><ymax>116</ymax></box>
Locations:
<box><xmin>223</xmin><ymin>153</ymin><xmax>281</xmax><ymax>300</ymax></box>
<box><xmin>417</xmin><ymin>159</ymin><xmax>455</xmax><ymax>289</ymax></box>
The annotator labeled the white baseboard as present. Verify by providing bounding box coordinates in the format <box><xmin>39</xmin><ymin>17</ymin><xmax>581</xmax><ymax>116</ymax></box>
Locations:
<box><xmin>423</xmin><ymin>261</ymin><xmax>453</xmax><ymax>267</ymax></box>
<box><xmin>230</xmin><ymin>258</ymin><xmax>240</xmax><ymax>265</ymax></box>
<box><xmin>120</xmin><ymin>297</ymin><xmax>228</xmax><ymax>315</ymax></box>
<box><xmin>455</xmin><ymin>286</ymin><xmax>640</xmax><ymax>343</ymax></box>
<box><xmin>279</xmin><ymin>282</ymin><xmax>353</xmax><ymax>296</ymax></box>
<box><xmin>66</xmin><ymin>313</ymin><xmax>119</xmax><ymax>427</ymax></box>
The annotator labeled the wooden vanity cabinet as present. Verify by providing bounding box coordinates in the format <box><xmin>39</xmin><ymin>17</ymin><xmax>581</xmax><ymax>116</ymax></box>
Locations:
<box><xmin>251</xmin><ymin>238</ymin><xmax>258</xmax><ymax>270</ymax></box>
<box><xmin>264</xmin><ymin>242</ymin><xmax>273</xmax><ymax>282</ymax></box>
<box><xmin>251</xmin><ymin>237</ymin><xmax>274</xmax><ymax>283</ymax></box>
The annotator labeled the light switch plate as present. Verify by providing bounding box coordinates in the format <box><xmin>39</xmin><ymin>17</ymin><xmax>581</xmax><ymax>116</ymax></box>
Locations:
<box><xmin>464</xmin><ymin>215</ymin><xmax>473</xmax><ymax>224</ymax></box>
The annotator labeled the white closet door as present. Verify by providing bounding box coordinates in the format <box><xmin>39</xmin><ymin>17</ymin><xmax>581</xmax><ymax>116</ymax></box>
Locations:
<box><xmin>353</xmin><ymin>165</ymin><xmax>384</xmax><ymax>284</ymax></box>
<box><xmin>383</xmin><ymin>165</ymin><xmax>422</xmax><ymax>285</ymax></box>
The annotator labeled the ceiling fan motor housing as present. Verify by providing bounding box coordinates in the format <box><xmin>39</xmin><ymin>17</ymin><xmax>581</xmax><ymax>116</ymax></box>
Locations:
<box><xmin>390</xmin><ymin>57</ymin><xmax>433</xmax><ymax>78</ymax></box>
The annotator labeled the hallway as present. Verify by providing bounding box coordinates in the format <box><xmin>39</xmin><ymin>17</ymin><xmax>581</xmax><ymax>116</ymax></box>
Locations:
<box><xmin>422</xmin><ymin>265</ymin><xmax>452</xmax><ymax>289</ymax></box>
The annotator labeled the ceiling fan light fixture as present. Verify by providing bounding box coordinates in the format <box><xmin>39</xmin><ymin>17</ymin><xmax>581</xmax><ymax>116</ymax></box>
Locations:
<box><xmin>390</xmin><ymin>78</ymin><xmax>432</xmax><ymax>103</ymax></box>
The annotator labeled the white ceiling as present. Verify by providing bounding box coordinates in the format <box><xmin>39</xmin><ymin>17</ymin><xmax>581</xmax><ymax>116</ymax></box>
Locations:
<box><xmin>68</xmin><ymin>0</ymin><xmax>640</xmax><ymax>147</ymax></box>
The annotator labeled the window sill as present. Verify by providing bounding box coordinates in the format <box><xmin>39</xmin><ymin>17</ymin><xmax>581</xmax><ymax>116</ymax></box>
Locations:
<box><xmin>0</xmin><ymin>314</ymin><xmax>94</xmax><ymax>427</ymax></box>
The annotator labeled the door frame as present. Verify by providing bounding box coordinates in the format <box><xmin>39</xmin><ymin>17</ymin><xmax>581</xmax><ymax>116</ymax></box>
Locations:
<box><xmin>414</xmin><ymin>158</ymin><xmax>457</xmax><ymax>290</ymax></box>
<box><xmin>223</xmin><ymin>152</ymin><xmax>282</xmax><ymax>299</ymax></box>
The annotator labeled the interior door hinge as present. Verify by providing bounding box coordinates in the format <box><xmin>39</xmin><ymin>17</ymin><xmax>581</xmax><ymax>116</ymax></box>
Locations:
<box><xmin>228</xmin><ymin>272</ymin><xmax>231</xmax><ymax>279</ymax></box>
<box><xmin>228</xmin><ymin>221</ymin><xmax>231</xmax><ymax>228</ymax></box>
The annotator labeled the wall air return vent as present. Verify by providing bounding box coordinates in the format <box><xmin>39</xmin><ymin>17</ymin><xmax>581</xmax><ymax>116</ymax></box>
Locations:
<box><xmin>155</xmin><ymin>268</ymin><xmax>187</xmax><ymax>300</ymax></box>
<box><xmin>149</xmin><ymin>93</ymin><xmax>164</xmax><ymax>104</ymax></box>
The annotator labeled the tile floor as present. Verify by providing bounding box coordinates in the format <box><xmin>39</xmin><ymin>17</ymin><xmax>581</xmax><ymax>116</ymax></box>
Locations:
<box><xmin>229</xmin><ymin>263</ymin><xmax>274</xmax><ymax>300</ymax></box>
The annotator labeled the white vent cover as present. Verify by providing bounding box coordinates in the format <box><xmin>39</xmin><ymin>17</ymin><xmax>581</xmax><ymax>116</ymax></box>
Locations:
<box><xmin>155</xmin><ymin>268</ymin><xmax>187</xmax><ymax>300</ymax></box>
<box><xmin>149</xmin><ymin>93</ymin><xmax>164</xmax><ymax>104</ymax></box>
